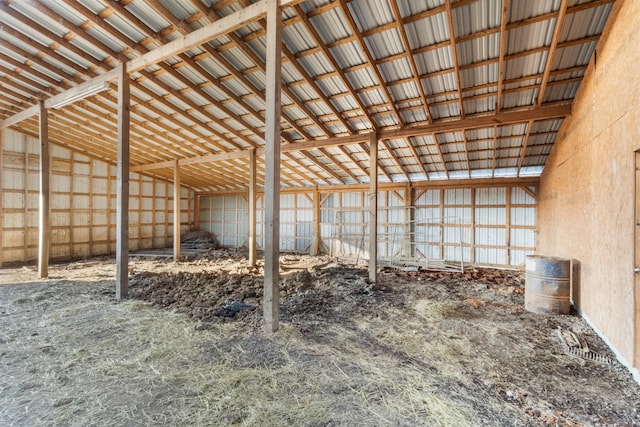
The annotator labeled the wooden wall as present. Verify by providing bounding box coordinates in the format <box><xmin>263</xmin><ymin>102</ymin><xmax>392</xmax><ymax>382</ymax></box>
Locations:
<box><xmin>0</xmin><ymin>129</ymin><xmax>192</xmax><ymax>265</ymax></box>
<box><xmin>537</xmin><ymin>0</ymin><xmax>639</xmax><ymax>368</ymax></box>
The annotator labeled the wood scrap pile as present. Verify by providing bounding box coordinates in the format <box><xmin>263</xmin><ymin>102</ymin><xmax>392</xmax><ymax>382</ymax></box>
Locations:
<box><xmin>180</xmin><ymin>231</ymin><xmax>218</xmax><ymax>250</ymax></box>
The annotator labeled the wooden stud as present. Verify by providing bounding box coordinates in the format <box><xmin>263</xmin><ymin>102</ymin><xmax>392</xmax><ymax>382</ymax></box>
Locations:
<box><xmin>38</xmin><ymin>100</ymin><xmax>50</xmax><ymax>278</ymax></box>
<box><xmin>89</xmin><ymin>159</ymin><xmax>94</xmax><ymax>256</ymax></box>
<box><xmin>164</xmin><ymin>181</ymin><xmax>169</xmax><ymax>247</ymax></box>
<box><xmin>115</xmin><ymin>62</ymin><xmax>130</xmax><ymax>300</ymax></box>
<box><xmin>404</xmin><ymin>183</ymin><xmax>414</xmax><ymax>259</ymax></box>
<box><xmin>470</xmin><ymin>188</ymin><xmax>476</xmax><ymax>265</ymax></box>
<box><xmin>194</xmin><ymin>193</ymin><xmax>200</xmax><ymax>231</ymax></box>
<box><xmin>0</xmin><ymin>129</ymin><xmax>3</xmax><ymax>267</ymax></box>
<box><xmin>69</xmin><ymin>151</ymin><xmax>75</xmax><ymax>258</ymax></box>
<box><xmin>439</xmin><ymin>188</ymin><xmax>445</xmax><ymax>260</ymax></box>
<box><xmin>248</xmin><ymin>148</ymin><xmax>257</xmax><ymax>266</ymax></box>
<box><xmin>138</xmin><ymin>174</ymin><xmax>143</xmax><ymax>249</ymax></box>
<box><xmin>173</xmin><ymin>159</ymin><xmax>181</xmax><ymax>260</ymax></box>
<box><xmin>505</xmin><ymin>186</ymin><xmax>512</xmax><ymax>266</ymax></box>
<box><xmin>311</xmin><ymin>186</ymin><xmax>321</xmax><ymax>256</ymax></box>
<box><xmin>151</xmin><ymin>178</ymin><xmax>157</xmax><ymax>247</ymax></box>
<box><xmin>368</xmin><ymin>132</ymin><xmax>378</xmax><ymax>283</ymax></box>
<box><xmin>263</xmin><ymin>0</ymin><xmax>282</xmax><ymax>334</ymax></box>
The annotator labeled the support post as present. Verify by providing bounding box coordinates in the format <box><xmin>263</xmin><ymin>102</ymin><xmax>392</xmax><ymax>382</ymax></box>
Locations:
<box><xmin>194</xmin><ymin>193</ymin><xmax>200</xmax><ymax>230</ymax></box>
<box><xmin>368</xmin><ymin>132</ymin><xmax>378</xmax><ymax>283</ymax></box>
<box><xmin>0</xmin><ymin>129</ymin><xmax>3</xmax><ymax>267</ymax></box>
<box><xmin>404</xmin><ymin>183</ymin><xmax>414</xmax><ymax>259</ymax></box>
<box><xmin>116</xmin><ymin>62</ymin><xmax>130</xmax><ymax>300</ymax></box>
<box><xmin>38</xmin><ymin>100</ymin><xmax>50</xmax><ymax>278</ymax></box>
<box><xmin>263</xmin><ymin>0</ymin><xmax>282</xmax><ymax>333</ymax></box>
<box><xmin>173</xmin><ymin>159</ymin><xmax>181</xmax><ymax>260</ymax></box>
<box><xmin>248</xmin><ymin>148</ymin><xmax>257</xmax><ymax>266</ymax></box>
<box><xmin>311</xmin><ymin>186</ymin><xmax>320</xmax><ymax>256</ymax></box>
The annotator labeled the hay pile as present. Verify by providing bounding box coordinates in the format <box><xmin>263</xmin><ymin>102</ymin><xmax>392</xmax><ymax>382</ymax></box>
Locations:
<box><xmin>1</xmin><ymin>256</ymin><xmax>639</xmax><ymax>426</ymax></box>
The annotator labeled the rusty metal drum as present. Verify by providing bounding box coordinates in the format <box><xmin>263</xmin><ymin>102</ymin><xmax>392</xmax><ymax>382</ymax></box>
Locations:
<box><xmin>524</xmin><ymin>255</ymin><xmax>571</xmax><ymax>315</ymax></box>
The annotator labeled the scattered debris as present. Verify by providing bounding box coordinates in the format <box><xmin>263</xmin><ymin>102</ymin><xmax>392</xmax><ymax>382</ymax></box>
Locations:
<box><xmin>557</xmin><ymin>328</ymin><xmax>612</xmax><ymax>364</ymax></box>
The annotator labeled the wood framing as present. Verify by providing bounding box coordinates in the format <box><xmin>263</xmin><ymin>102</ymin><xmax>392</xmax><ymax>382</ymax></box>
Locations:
<box><xmin>368</xmin><ymin>132</ymin><xmax>378</xmax><ymax>283</ymax></box>
<box><xmin>37</xmin><ymin>101</ymin><xmax>50</xmax><ymax>278</ymax></box>
<box><xmin>173</xmin><ymin>159</ymin><xmax>180</xmax><ymax>260</ymax></box>
<box><xmin>263</xmin><ymin>0</ymin><xmax>282</xmax><ymax>334</ymax></box>
<box><xmin>0</xmin><ymin>129</ymin><xmax>3</xmax><ymax>267</ymax></box>
<box><xmin>311</xmin><ymin>187</ymin><xmax>321</xmax><ymax>256</ymax></box>
<box><xmin>115</xmin><ymin>63</ymin><xmax>130</xmax><ymax>300</ymax></box>
<box><xmin>248</xmin><ymin>148</ymin><xmax>257</xmax><ymax>266</ymax></box>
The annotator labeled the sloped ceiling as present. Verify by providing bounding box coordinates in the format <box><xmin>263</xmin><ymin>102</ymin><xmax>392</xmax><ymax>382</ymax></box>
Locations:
<box><xmin>0</xmin><ymin>0</ymin><xmax>616</xmax><ymax>191</ymax></box>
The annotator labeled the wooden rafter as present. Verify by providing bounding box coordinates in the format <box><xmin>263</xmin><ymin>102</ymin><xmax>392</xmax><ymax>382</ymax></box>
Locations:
<box><xmin>537</xmin><ymin>0</ymin><xmax>569</xmax><ymax>106</ymax></box>
<box><xmin>444</xmin><ymin>0</ymin><xmax>465</xmax><ymax>119</ymax></box>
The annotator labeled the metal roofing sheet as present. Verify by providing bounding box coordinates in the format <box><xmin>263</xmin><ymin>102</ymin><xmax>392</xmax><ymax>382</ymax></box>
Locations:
<box><xmin>0</xmin><ymin>0</ymin><xmax>617</xmax><ymax>190</ymax></box>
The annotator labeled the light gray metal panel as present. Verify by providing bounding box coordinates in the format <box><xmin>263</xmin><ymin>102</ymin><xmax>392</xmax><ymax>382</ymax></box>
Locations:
<box><xmin>476</xmin><ymin>187</ymin><xmax>506</xmax><ymax>205</ymax></box>
<box><xmin>511</xmin><ymin>187</ymin><xmax>536</xmax><ymax>205</ymax></box>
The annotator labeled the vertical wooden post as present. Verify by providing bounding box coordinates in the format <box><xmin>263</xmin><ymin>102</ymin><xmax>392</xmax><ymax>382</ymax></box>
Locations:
<box><xmin>311</xmin><ymin>186</ymin><xmax>320</xmax><ymax>256</ymax></box>
<box><xmin>38</xmin><ymin>100</ymin><xmax>50</xmax><ymax>278</ymax></box>
<box><xmin>24</xmin><ymin>137</ymin><xmax>28</xmax><ymax>261</ymax></box>
<box><xmin>470</xmin><ymin>188</ymin><xmax>476</xmax><ymax>265</ymax></box>
<box><xmin>116</xmin><ymin>62</ymin><xmax>130</xmax><ymax>300</ymax></box>
<box><xmin>263</xmin><ymin>0</ymin><xmax>282</xmax><ymax>333</ymax></box>
<box><xmin>404</xmin><ymin>183</ymin><xmax>414</xmax><ymax>259</ymax></box>
<box><xmin>173</xmin><ymin>159</ymin><xmax>181</xmax><ymax>260</ymax></box>
<box><xmin>248</xmin><ymin>148</ymin><xmax>257</xmax><ymax>266</ymax></box>
<box><xmin>505</xmin><ymin>186</ymin><xmax>511</xmax><ymax>266</ymax></box>
<box><xmin>0</xmin><ymin>129</ymin><xmax>4</xmax><ymax>267</ymax></box>
<box><xmin>194</xmin><ymin>193</ymin><xmax>200</xmax><ymax>231</ymax></box>
<box><xmin>368</xmin><ymin>132</ymin><xmax>378</xmax><ymax>283</ymax></box>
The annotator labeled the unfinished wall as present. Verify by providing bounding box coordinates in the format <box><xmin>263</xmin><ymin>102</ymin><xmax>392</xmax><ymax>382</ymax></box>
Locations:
<box><xmin>198</xmin><ymin>185</ymin><xmax>536</xmax><ymax>268</ymax></box>
<box><xmin>0</xmin><ymin>129</ymin><xmax>192</xmax><ymax>265</ymax></box>
<box><xmin>537</xmin><ymin>0</ymin><xmax>639</xmax><ymax>366</ymax></box>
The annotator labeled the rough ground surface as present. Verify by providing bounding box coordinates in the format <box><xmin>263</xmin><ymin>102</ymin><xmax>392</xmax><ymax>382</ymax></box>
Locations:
<box><xmin>1</xmin><ymin>250</ymin><xmax>639</xmax><ymax>426</ymax></box>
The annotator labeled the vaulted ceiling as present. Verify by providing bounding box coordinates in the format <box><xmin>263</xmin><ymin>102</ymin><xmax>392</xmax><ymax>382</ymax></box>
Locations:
<box><xmin>0</xmin><ymin>0</ymin><xmax>615</xmax><ymax>191</ymax></box>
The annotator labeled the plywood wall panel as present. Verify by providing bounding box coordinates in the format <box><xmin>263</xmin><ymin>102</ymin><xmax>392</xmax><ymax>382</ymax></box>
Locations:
<box><xmin>537</xmin><ymin>0</ymin><xmax>638</xmax><ymax>366</ymax></box>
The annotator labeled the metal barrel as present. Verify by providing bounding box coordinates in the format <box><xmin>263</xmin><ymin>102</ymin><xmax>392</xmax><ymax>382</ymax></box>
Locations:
<box><xmin>524</xmin><ymin>255</ymin><xmax>571</xmax><ymax>315</ymax></box>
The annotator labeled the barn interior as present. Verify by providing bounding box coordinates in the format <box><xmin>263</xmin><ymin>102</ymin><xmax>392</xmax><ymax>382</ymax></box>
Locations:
<box><xmin>1</xmin><ymin>0</ymin><xmax>640</xmax><ymax>424</ymax></box>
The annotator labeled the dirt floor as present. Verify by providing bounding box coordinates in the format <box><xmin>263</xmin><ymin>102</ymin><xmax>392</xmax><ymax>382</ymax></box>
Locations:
<box><xmin>1</xmin><ymin>250</ymin><xmax>640</xmax><ymax>426</ymax></box>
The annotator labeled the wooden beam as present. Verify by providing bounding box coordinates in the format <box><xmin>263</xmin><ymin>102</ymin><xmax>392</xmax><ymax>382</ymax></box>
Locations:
<box><xmin>129</xmin><ymin>105</ymin><xmax>572</xmax><ymax>172</ymax></box>
<box><xmin>248</xmin><ymin>148</ymin><xmax>257</xmax><ymax>266</ymax></box>
<box><xmin>263</xmin><ymin>0</ymin><xmax>282</xmax><ymax>334</ymax></box>
<box><xmin>0</xmin><ymin>105</ymin><xmax>39</xmax><ymax>130</ymax></box>
<box><xmin>37</xmin><ymin>101</ymin><xmax>50</xmax><ymax>279</ymax></box>
<box><xmin>173</xmin><ymin>159</ymin><xmax>181</xmax><ymax>260</ymax></box>
<box><xmin>44</xmin><ymin>68</ymin><xmax>119</xmax><ymax>109</ymax></box>
<box><xmin>115</xmin><ymin>63</ymin><xmax>130</xmax><ymax>300</ymax></box>
<box><xmin>368</xmin><ymin>132</ymin><xmax>378</xmax><ymax>283</ymax></box>
<box><xmin>127</xmin><ymin>0</ymin><xmax>300</xmax><ymax>74</ymax></box>
<box><xmin>519</xmin><ymin>185</ymin><xmax>538</xmax><ymax>201</ymax></box>
<box><xmin>382</xmin><ymin>105</ymin><xmax>571</xmax><ymax>140</ymax></box>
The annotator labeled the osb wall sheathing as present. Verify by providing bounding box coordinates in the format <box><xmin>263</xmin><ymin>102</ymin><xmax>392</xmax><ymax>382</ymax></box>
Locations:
<box><xmin>537</xmin><ymin>0</ymin><xmax>640</xmax><ymax>366</ymax></box>
<box><xmin>0</xmin><ymin>129</ymin><xmax>193</xmax><ymax>265</ymax></box>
